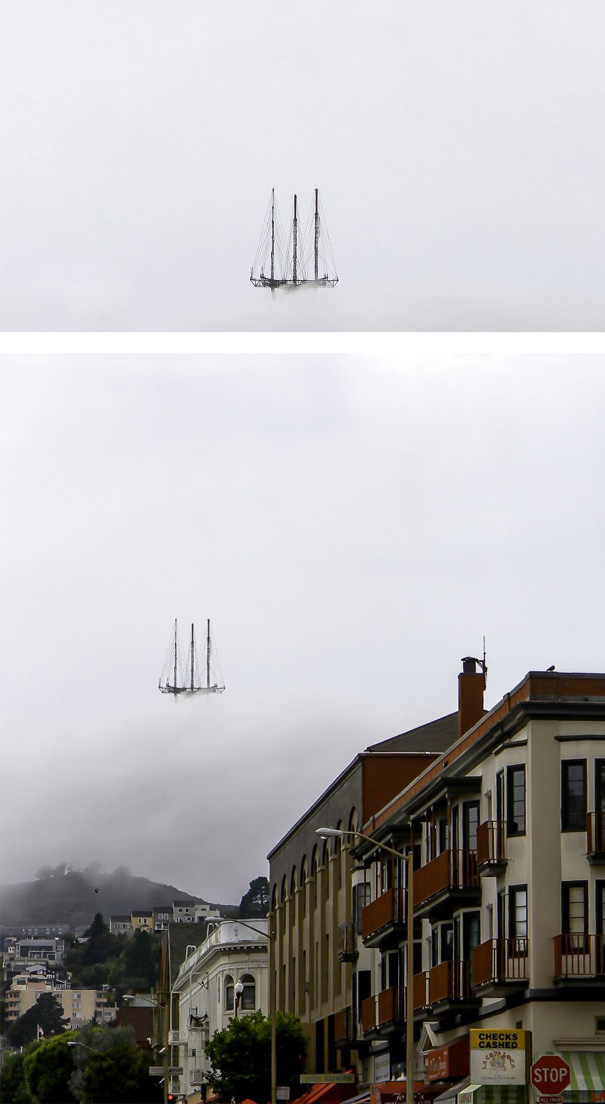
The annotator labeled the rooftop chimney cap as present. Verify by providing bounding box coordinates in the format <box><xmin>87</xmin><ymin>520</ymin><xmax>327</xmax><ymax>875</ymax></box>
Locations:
<box><xmin>461</xmin><ymin>656</ymin><xmax>479</xmax><ymax>674</ymax></box>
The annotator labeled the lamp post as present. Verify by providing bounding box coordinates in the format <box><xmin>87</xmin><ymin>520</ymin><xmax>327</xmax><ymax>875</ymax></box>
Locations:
<box><xmin>316</xmin><ymin>827</ymin><xmax>415</xmax><ymax>1104</ymax></box>
<box><xmin>206</xmin><ymin>918</ymin><xmax>277</xmax><ymax>1104</ymax></box>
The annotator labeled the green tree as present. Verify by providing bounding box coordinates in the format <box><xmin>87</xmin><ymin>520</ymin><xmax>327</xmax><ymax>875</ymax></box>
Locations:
<box><xmin>239</xmin><ymin>876</ymin><xmax>270</xmax><ymax>918</ymax></box>
<box><xmin>7</xmin><ymin>994</ymin><xmax>69</xmax><ymax>1048</ymax></box>
<box><xmin>206</xmin><ymin>1010</ymin><xmax>308</xmax><ymax>1102</ymax></box>
<box><xmin>0</xmin><ymin>1048</ymin><xmax>33</xmax><ymax>1103</ymax></box>
<box><xmin>74</xmin><ymin>1028</ymin><xmax>163</xmax><ymax>1104</ymax></box>
<box><xmin>23</xmin><ymin>1033</ymin><xmax>78</xmax><ymax>1103</ymax></box>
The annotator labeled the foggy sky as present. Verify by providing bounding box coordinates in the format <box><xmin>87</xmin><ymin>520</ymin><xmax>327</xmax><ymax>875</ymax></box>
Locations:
<box><xmin>1</xmin><ymin>355</ymin><xmax>605</xmax><ymax>903</ymax></box>
<box><xmin>2</xmin><ymin>0</ymin><xmax>605</xmax><ymax>331</ymax></box>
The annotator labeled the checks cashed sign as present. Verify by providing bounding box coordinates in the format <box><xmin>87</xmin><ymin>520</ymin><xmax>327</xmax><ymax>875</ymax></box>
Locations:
<box><xmin>469</xmin><ymin>1030</ymin><xmax>528</xmax><ymax>1085</ymax></box>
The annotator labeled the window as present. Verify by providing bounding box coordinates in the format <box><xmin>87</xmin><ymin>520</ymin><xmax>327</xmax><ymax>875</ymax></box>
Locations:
<box><xmin>224</xmin><ymin>975</ymin><xmax>234</xmax><ymax>1011</ymax></box>
<box><xmin>506</xmin><ymin>766</ymin><xmax>526</xmax><ymax>835</ymax></box>
<box><xmin>463</xmin><ymin>802</ymin><xmax>480</xmax><ymax>851</ymax></box>
<box><xmin>596</xmin><ymin>760</ymin><xmax>605</xmax><ymax>814</ymax></box>
<box><xmin>562</xmin><ymin>760</ymin><xmax>587</xmax><ymax>830</ymax></box>
<box><xmin>353</xmin><ymin>881</ymin><xmax>371</xmax><ymax>935</ymax></box>
<box><xmin>508</xmin><ymin>886</ymin><xmax>528</xmax><ymax>940</ymax></box>
<box><xmin>562</xmin><ymin>882</ymin><xmax>588</xmax><ymax>950</ymax></box>
<box><xmin>240</xmin><ymin>973</ymin><xmax>256</xmax><ymax>1010</ymax></box>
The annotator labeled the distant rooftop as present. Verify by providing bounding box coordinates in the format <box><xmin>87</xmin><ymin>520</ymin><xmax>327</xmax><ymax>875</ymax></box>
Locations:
<box><xmin>367</xmin><ymin>711</ymin><xmax>459</xmax><ymax>754</ymax></box>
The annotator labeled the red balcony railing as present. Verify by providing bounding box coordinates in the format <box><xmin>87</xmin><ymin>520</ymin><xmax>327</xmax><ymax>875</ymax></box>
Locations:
<box><xmin>334</xmin><ymin>1006</ymin><xmax>353</xmax><ymax>1045</ymax></box>
<box><xmin>472</xmin><ymin>938</ymin><xmax>529</xmax><ymax>987</ymax></box>
<box><xmin>413</xmin><ymin>849</ymin><xmax>479</xmax><ymax>909</ymax></box>
<box><xmin>428</xmin><ymin>960</ymin><xmax>472</xmax><ymax>1004</ymax></box>
<box><xmin>587</xmin><ymin>812</ymin><xmax>605</xmax><ymax>856</ymax></box>
<box><xmin>554</xmin><ymin>934</ymin><xmax>605</xmax><ymax>978</ymax></box>
<box><xmin>476</xmin><ymin>821</ymin><xmax>506</xmax><ymax>868</ymax></box>
<box><xmin>377</xmin><ymin>986</ymin><xmax>404</xmax><ymax>1025</ymax></box>
<box><xmin>361</xmin><ymin>994</ymin><xmax>377</xmax><ymax>1033</ymax></box>
<box><xmin>413</xmin><ymin>971</ymin><xmax>430</xmax><ymax>1011</ymax></box>
<box><xmin>361</xmin><ymin>887</ymin><xmax>405</xmax><ymax>940</ymax></box>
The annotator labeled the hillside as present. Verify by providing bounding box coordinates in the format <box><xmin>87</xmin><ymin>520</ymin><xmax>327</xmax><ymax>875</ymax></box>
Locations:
<box><xmin>0</xmin><ymin>868</ymin><xmax>235</xmax><ymax>930</ymax></box>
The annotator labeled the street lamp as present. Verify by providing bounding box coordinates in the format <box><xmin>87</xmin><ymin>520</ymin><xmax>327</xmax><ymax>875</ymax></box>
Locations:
<box><xmin>205</xmin><ymin>918</ymin><xmax>277</xmax><ymax>1104</ymax></box>
<box><xmin>316</xmin><ymin>827</ymin><xmax>415</xmax><ymax>1104</ymax></box>
<box><xmin>67</xmin><ymin>1041</ymin><xmax>96</xmax><ymax>1051</ymax></box>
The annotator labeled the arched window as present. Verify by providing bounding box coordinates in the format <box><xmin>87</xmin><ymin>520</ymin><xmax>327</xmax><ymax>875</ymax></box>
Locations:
<box><xmin>239</xmin><ymin>972</ymin><xmax>256</xmax><ymax>1010</ymax></box>
<box><xmin>224</xmin><ymin>974</ymin><xmax>234</xmax><ymax>1011</ymax></box>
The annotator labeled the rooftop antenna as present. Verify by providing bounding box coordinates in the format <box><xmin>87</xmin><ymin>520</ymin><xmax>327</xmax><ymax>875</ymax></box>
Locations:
<box><xmin>158</xmin><ymin>619</ymin><xmax>225</xmax><ymax>696</ymax></box>
<box><xmin>250</xmin><ymin>189</ymin><xmax>338</xmax><ymax>288</ymax></box>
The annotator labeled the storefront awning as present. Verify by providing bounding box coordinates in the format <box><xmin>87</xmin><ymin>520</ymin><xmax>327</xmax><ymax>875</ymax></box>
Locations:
<box><xmin>298</xmin><ymin>1083</ymin><xmax>359</xmax><ymax>1104</ymax></box>
<box><xmin>433</xmin><ymin>1081</ymin><xmax>526</xmax><ymax>1104</ymax></box>
<box><xmin>560</xmin><ymin>1052</ymin><xmax>605</xmax><ymax>1099</ymax></box>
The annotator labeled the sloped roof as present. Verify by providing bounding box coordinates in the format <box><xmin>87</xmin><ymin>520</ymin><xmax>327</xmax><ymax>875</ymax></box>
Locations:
<box><xmin>367</xmin><ymin>711</ymin><xmax>458</xmax><ymax>754</ymax></box>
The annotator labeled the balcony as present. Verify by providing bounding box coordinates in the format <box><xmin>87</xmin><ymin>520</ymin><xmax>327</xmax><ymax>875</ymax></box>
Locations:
<box><xmin>377</xmin><ymin>986</ymin><xmax>405</xmax><ymax>1029</ymax></box>
<box><xmin>413</xmin><ymin>970</ymin><xmax>430</xmax><ymax>1013</ymax></box>
<box><xmin>412</xmin><ymin>962</ymin><xmax>479</xmax><ymax>1019</ymax></box>
<box><xmin>361</xmin><ymin>886</ymin><xmax>406</xmax><ymax>947</ymax></box>
<box><xmin>334</xmin><ymin>1006</ymin><xmax>355</xmax><ymax>1047</ymax></box>
<box><xmin>338</xmin><ymin>922</ymin><xmax>358</xmax><ymax>962</ymax></box>
<box><xmin>553</xmin><ymin>934</ymin><xmax>605</xmax><ymax>986</ymax></box>
<box><xmin>587</xmin><ymin>812</ymin><xmax>605</xmax><ymax>862</ymax></box>
<box><xmin>413</xmin><ymin>850</ymin><xmax>479</xmax><ymax>918</ymax></box>
<box><xmin>476</xmin><ymin>821</ymin><xmax>507</xmax><ymax>874</ymax></box>
<box><xmin>361</xmin><ymin>993</ymin><xmax>377</xmax><ymax>1034</ymax></box>
<box><xmin>472</xmin><ymin>938</ymin><xmax>529</xmax><ymax>995</ymax></box>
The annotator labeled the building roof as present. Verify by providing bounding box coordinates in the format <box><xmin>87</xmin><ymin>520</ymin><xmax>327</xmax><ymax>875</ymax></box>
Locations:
<box><xmin>366</xmin><ymin>711</ymin><xmax>459</xmax><ymax>754</ymax></box>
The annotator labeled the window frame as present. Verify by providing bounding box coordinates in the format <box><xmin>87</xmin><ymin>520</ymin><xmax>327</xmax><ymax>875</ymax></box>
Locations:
<box><xmin>561</xmin><ymin>759</ymin><xmax>587</xmax><ymax>831</ymax></box>
<box><xmin>506</xmin><ymin>765</ymin><xmax>526</xmax><ymax>836</ymax></box>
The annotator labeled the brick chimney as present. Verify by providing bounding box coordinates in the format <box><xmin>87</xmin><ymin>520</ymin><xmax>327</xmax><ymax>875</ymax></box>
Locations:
<box><xmin>458</xmin><ymin>656</ymin><xmax>486</xmax><ymax>738</ymax></box>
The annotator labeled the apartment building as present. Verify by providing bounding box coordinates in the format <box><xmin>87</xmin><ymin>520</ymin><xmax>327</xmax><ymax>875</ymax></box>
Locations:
<box><xmin>172</xmin><ymin>918</ymin><xmax>269</xmax><ymax>1102</ymax></box>
<box><xmin>356</xmin><ymin>665</ymin><xmax>605</xmax><ymax>1103</ymax></box>
<box><xmin>268</xmin><ymin>712</ymin><xmax>462</xmax><ymax>1077</ymax></box>
<box><xmin>5</xmin><ymin>973</ymin><xmax>115</xmax><ymax>1027</ymax></box>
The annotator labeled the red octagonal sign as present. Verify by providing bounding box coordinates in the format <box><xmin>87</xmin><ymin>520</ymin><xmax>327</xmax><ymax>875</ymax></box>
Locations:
<box><xmin>530</xmin><ymin>1056</ymin><xmax>571</xmax><ymax>1093</ymax></box>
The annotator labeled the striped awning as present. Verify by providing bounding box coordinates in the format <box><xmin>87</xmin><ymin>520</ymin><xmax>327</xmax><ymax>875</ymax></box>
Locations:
<box><xmin>434</xmin><ymin>1083</ymin><xmax>527</xmax><ymax>1104</ymax></box>
<box><xmin>560</xmin><ymin>1052</ymin><xmax>605</xmax><ymax>1098</ymax></box>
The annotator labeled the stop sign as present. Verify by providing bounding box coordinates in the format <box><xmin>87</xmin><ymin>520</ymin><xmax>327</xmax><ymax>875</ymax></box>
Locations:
<box><xmin>530</xmin><ymin>1056</ymin><xmax>571</xmax><ymax>1093</ymax></box>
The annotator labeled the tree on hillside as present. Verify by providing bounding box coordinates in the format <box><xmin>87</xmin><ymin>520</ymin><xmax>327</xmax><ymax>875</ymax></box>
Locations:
<box><xmin>205</xmin><ymin>1010</ymin><xmax>308</xmax><ymax>1102</ymax></box>
<box><xmin>239</xmin><ymin>876</ymin><xmax>270</xmax><ymax>918</ymax></box>
<box><xmin>23</xmin><ymin>1033</ymin><xmax>78</xmax><ymax>1103</ymax></box>
<box><xmin>6</xmin><ymin>993</ymin><xmax>69</xmax><ymax>1048</ymax></box>
<box><xmin>65</xmin><ymin>912</ymin><xmax>124</xmax><ymax>988</ymax></box>
<box><xmin>107</xmin><ymin>929</ymin><xmax>158</xmax><ymax>994</ymax></box>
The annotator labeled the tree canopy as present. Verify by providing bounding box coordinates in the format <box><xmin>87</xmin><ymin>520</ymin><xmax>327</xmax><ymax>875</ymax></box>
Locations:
<box><xmin>23</xmin><ymin>1033</ymin><xmax>78</xmax><ymax>1103</ymax></box>
<box><xmin>239</xmin><ymin>876</ymin><xmax>270</xmax><ymax>918</ymax></box>
<box><xmin>6</xmin><ymin>993</ymin><xmax>69</xmax><ymax>1048</ymax></box>
<box><xmin>205</xmin><ymin>1010</ymin><xmax>308</xmax><ymax>1102</ymax></box>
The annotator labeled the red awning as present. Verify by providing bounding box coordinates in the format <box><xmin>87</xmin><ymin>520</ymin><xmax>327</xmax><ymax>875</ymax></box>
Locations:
<box><xmin>297</xmin><ymin>1084</ymin><xmax>359</xmax><ymax>1104</ymax></box>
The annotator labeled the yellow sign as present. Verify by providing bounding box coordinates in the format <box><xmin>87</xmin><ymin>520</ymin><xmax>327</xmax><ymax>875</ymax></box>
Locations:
<box><xmin>470</xmin><ymin>1030</ymin><xmax>526</xmax><ymax>1050</ymax></box>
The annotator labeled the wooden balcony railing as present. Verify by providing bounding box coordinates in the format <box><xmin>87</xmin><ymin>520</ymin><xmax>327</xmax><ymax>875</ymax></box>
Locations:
<box><xmin>361</xmin><ymin>886</ymin><xmax>405</xmax><ymax>940</ymax></box>
<box><xmin>361</xmin><ymin>993</ymin><xmax>377</xmax><ymax>1033</ymax></box>
<box><xmin>428</xmin><ymin>960</ymin><xmax>472</xmax><ymax>1004</ymax></box>
<box><xmin>334</xmin><ymin>1006</ymin><xmax>352</xmax><ymax>1044</ymax></box>
<box><xmin>413</xmin><ymin>970</ymin><xmax>430</xmax><ymax>1011</ymax></box>
<box><xmin>338</xmin><ymin>922</ymin><xmax>357</xmax><ymax>961</ymax></box>
<box><xmin>554</xmin><ymin>934</ymin><xmax>605</xmax><ymax>978</ymax></box>
<box><xmin>477</xmin><ymin>821</ymin><xmax>506</xmax><ymax>868</ymax></box>
<box><xmin>587</xmin><ymin>812</ymin><xmax>605</xmax><ymax>857</ymax></box>
<box><xmin>377</xmin><ymin>986</ymin><xmax>404</xmax><ymax>1025</ymax></box>
<box><xmin>472</xmin><ymin>938</ymin><xmax>529</xmax><ymax>987</ymax></box>
<box><xmin>413</xmin><ymin>849</ymin><xmax>479</xmax><ymax>909</ymax></box>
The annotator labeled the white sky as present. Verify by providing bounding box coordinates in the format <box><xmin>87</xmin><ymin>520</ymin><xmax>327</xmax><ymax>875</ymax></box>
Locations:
<box><xmin>1</xmin><ymin>0</ymin><xmax>605</xmax><ymax>330</ymax></box>
<box><xmin>1</xmin><ymin>354</ymin><xmax>604</xmax><ymax>902</ymax></box>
